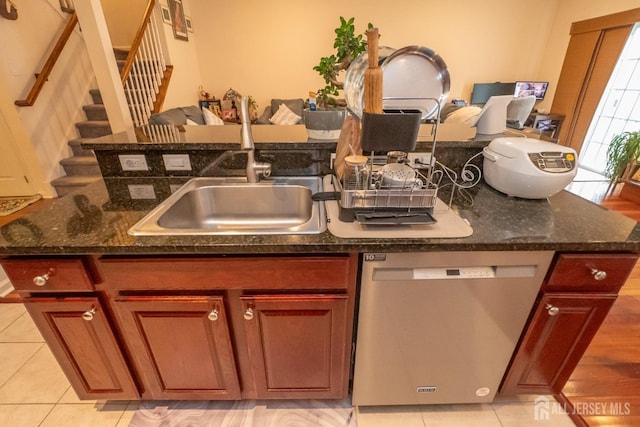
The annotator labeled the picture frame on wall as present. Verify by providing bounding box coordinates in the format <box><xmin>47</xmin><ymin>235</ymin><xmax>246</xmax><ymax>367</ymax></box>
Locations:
<box><xmin>160</xmin><ymin>5</ymin><xmax>172</xmax><ymax>24</ymax></box>
<box><xmin>168</xmin><ymin>0</ymin><xmax>188</xmax><ymax>41</ymax></box>
<box><xmin>185</xmin><ymin>16</ymin><xmax>193</xmax><ymax>33</ymax></box>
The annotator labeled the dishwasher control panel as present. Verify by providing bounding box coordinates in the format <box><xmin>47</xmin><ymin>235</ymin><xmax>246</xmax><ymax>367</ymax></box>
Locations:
<box><xmin>413</xmin><ymin>267</ymin><xmax>495</xmax><ymax>280</ymax></box>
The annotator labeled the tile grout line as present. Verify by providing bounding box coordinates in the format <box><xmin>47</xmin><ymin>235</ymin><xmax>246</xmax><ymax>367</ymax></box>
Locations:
<box><xmin>0</xmin><ymin>342</ymin><xmax>45</xmax><ymax>391</ymax></box>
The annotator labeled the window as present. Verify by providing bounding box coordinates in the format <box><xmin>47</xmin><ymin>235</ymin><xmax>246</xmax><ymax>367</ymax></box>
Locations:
<box><xmin>580</xmin><ymin>23</ymin><xmax>640</xmax><ymax>174</ymax></box>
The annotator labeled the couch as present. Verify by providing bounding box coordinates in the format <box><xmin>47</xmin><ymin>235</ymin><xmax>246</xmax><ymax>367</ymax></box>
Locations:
<box><xmin>149</xmin><ymin>98</ymin><xmax>307</xmax><ymax>126</ymax></box>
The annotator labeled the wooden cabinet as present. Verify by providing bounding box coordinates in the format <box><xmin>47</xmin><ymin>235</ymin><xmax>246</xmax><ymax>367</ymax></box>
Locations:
<box><xmin>500</xmin><ymin>253</ymin><xmax>638</xmax><ymax>395</ymax></box>
<box><xmin>23</xmin><ymin>296</ymin><xmax>139</xmax><ymax>400</ymax></box>
<box><xmin>113</xmin><ymin>296</ymin><xmax>241</xmax><ymax>400</ymax></box>
<box><xmin>99</xmin><ymin>253</ymin><xmax>358</xmax><ymax>400</ymax></box>
<box><xmin>2</xmin><ymin>257</ymin><xmax>138</xmax><ymax>400</ymax></box>
<box><xmin>241</xmin><ymin>294</ymin><xmax>349</xmax><ymax>399</ymax></box>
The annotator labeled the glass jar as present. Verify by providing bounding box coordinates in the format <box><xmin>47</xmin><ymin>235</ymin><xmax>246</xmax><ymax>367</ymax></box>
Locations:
<box><xmin>342</xmin><ymin>155</ymin><xmax>369</xmax><ymax>190</ymax></box>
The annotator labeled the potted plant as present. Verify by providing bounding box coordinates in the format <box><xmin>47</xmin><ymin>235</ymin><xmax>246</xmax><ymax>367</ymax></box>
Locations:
<box><xmin>304</xmin><ymin>17</ymin><xmax>374</xmax><ymax>139</ymax></box>
<box><xmin>605</xmin><ymin>130</ymin><xmax>640</xmax><ymax>193</ymax></box>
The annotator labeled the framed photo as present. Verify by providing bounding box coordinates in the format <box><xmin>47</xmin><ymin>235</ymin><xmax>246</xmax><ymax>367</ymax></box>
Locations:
<box><xmin>160</xmin><ymin>5</ymin><xmax>171</xmax><ymax>24</ymax></box>
<box><xmin>168</xmin><ymin>0</ymin><xmax>188</xmax><ymax>41</ymax></box>
<box><xmin>185</xmin><ymin>16</ymin><xmax>193</xmax><ymax>33</ymax></box>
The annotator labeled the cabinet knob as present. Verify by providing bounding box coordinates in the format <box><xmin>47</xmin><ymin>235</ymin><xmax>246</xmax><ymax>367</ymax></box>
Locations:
<box><xmin>32</xmin><ymin>273</ymin><xmax>50</xmax><ymax>287</ymax></box>
<box><xmin>244</xmin><ymin>307</ymin><xmax>254</xmax><ymax>320</ymax></box>
<box><xmin>546</xmin><ymin>304</ymin><xmax>560</xmax><ymax>316</ymax></box>
<box><xmin>208</xmin><ymin>309</ymin><xmax>219</xmax><ymax>321</ymax></box>
<box><xmin>590</xmin><ymin>268</ymin><xmax>607</xmax><ymax>281</ymax></box>
<box><xmin>82</xmin><ymin>308</ymin><xmax>96</xmax><ymax>321</ymax></box>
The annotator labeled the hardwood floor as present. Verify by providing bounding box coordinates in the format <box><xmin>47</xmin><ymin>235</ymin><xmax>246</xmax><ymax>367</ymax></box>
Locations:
<box><xmin>563</xmin><ymin>184</ymin><xmax>640</xmax><ymax>426</ymax></box>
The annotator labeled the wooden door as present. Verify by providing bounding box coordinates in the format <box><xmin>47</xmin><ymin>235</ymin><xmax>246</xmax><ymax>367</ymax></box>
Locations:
<box><xmin>114</xmin><ymin>296</ymin><xmax>241</xmax><ymax>400</ymax></box>
<box><xmin>241</xmin><ymin>294</ymin><xmax>349</xmax><ymax>399</ymax></box>
<box><xmin>24</xmin><ymin>296</ymin><xmax>139</xmax><ymax>400</ymax></box>
<box><xmin>500</xmin><ymin>293</ymin><xmax>616</xmax><ymax>395</ymax></box>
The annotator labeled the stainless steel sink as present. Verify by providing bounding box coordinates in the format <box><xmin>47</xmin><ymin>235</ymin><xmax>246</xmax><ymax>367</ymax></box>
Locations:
<box><xmin>128</xmin><ymin>177</ymin><xmax>326</xmax><ymax>236</ymax></box>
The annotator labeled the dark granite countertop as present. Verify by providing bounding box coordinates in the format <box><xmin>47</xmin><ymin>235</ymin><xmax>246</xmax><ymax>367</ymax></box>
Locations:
<box><xmin>1</xmin><ymin>176</ymin><xmax>638</xmax><ymax>256</ymax></box>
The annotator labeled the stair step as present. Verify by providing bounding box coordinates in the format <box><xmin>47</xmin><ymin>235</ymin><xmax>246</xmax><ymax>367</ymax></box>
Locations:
<box><xmin>68</xmin><ymin>139</ymin><xmax>96</xmax><ymax>157</ymax></box>
<box><xmin>60</xmin><ymin>156</ymin><xmax>101</xmax><ymax>176</ymax></box>
<box><xmin>82</xmin><ymin>104</ymin><xmax>108</xmax><ymax>121</ymax></box>
<box><xmin>89</xmin><ymin>89</ymin><xmax>103</xmax><ymax>104</ymax></box>
<box><xmin>75</xmin><ymin>120</ymin><xmax>112</xmax><ymax>139</ymax></box>
<box><xmin>113</xmin><ymin>47</ymin><xmax>130</xmax><ymax>61</ymax></box>
<box><xmin>51</xmin><ymin>175</ymin><xmax>101</xmax><ymax>197</ymax></box>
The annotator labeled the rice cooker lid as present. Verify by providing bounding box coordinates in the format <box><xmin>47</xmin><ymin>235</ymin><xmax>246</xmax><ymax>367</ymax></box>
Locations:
<box><xmin>486</xmin><ymin>137</ymin><xmax>577</xmax><ymax>176</ymax></box>
<box><xmin>486</xmin><ymin>137</ymin><xmax>573</xmax><ymax>158</ymax></box>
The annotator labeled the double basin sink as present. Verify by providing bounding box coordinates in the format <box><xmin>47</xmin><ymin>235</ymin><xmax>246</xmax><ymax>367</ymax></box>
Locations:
<box><xmin>128</xmin><ymin>176</ymin><xmax>326</xmax><ymax>236</ymax></box>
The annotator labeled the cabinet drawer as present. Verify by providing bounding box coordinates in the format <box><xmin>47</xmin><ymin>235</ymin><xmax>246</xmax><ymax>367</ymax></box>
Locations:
<box><xmin>2</xmin><ymin>258</ymin><xmax>94</xmax><ymax>292</ymax></box>
<box><xmin>545</xmin><ymin>253</ymin><xmax>638</xmax><ymax>292</ymax></box>
<box><xmin>99</xmin><ymin>255</ymin><xmax>356</xmax><ymax>291</ymax></box>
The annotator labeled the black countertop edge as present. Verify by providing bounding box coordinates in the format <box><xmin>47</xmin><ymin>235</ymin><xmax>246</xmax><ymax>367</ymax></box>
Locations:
<box><xmin>3</xmin><ymin>241</ymin><xmax>640</xmax><ymax>256</ymax></box>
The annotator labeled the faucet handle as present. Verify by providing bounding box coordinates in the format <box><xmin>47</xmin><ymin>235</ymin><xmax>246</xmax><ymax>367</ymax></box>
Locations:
<box><xmin>255</xmin><ymin>162</ymin><xmax>272</xmax><ymax>179</ymax></box>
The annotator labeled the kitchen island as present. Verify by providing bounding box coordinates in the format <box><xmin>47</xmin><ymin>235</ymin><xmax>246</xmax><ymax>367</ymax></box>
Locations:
<box><xmin>0</xmin><ymin>125</ymin><xmax>638</xmax><ymax>409</ymax></box>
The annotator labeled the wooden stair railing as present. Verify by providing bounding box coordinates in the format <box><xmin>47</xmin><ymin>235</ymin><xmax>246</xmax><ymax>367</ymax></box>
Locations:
<box><xmin>15</xmin><ymin>12</ymin><xmax>78</xmax><ymax>107</ymax></box>
<box><xmin>120</xmin><ymin>0</ymin><xmax>171</xmax><ymax>126</ymax></box>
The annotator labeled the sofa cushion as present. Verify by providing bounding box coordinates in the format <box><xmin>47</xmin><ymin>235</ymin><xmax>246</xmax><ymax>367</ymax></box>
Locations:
<box><xmin>149</xmin><ymin>107</ymin><xmax>189</xmax><ymax>125</ymax></box>
<box><xmin>182</xmin><ymin>105</ymin><xmax>206</xmax><ymax>125</ymax></box>
<box><xmin>269</xmin><ymin>103</ymin><xmax>303</xmax><ymax>125</ymax></box>
<box><xmin>270</xmin><ymin>98</ymin><xmax>305</xmax><ymax>123</ymax></box>
<box><xmin>149</xmin><ymin>106</ymin><xmax>205</xmax><ymax>126</ymax></box>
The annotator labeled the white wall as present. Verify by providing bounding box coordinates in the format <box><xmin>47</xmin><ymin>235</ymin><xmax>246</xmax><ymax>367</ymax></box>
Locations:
<box><xmin>155</xmin><ymin>0</ymin><xmax>204</xmax><ymax>108</ymax></box>
<box><xmin>100</xmin><ymin>0</ymin><xmax>148</xmax><ymax>48</ymax></box>
<box><xmin>184</xmin><ymin>0</ymin><xmax>639</xmax><ymax>115</ymax></box>
<box><xmin>0</xmin><ymin>0</ymin><xmax>95</xmax><ymax>195</ymax></box>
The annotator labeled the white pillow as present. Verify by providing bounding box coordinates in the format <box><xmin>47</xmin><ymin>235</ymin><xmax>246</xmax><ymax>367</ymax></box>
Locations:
<box><xmin>269</xmin><ymin>103</ymin><xmax>302</xmax><ymax>125</ymax></box>
<box><xmin>186</xmin><ymin>118</ymin><xmax>200</xmax><ymax>125</ymax></box>
<box><xmin>202</xmin><ymin>107</ymin><xmax>224</xmax><ymax>125</ymax></box>
<box><xmin>444</xmin><ymin>106</ymin><xmax>483</xmax><ymax>126</ymax></box>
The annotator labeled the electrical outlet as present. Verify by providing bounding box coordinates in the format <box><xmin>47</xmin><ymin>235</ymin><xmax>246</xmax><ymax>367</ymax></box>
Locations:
<box><xmin>128</xmin><ymin>184</ymin><xmax>156</xmax><ymax>200</ymax></box>
<box><xmin>119</xmin><ymin>154</ymin><xmax>149</xmax><ymax>171</ymax></box>
<box><xmin>163</xmin><ymin>154</ymin><xmax>192</xmax><ymax>171</ymax></box>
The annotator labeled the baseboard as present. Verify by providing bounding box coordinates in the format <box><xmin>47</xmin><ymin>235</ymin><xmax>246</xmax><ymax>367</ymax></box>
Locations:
<box><xmin>0</xmin><ymin>266</ymin><xmax>14</xmax><ymax>298</ymax></box>
<box><xmin>0</xmin><ymin>277</ymin><xmax>14</xmax><ymax>298</ymax></box>
<box><xmin>554</xmin><ymin>392</ymin><xmax>588</xmax><ymax>427</ymax></box>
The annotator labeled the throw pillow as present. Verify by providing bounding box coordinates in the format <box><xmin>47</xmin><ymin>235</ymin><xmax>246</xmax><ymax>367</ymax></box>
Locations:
<box><xmin>202</xmin><ymin>107</ymin><xmax>224</xmax><ymax>125</ymax></box>
<box><xmin>186</xmin><ymin>118</ymin><xmax>200</xmax><ymax>125</ymax></box>
<box><xmin>269</xmin><ymin>103</ymin><xmax>302</xmax><ymax>125</ymax></box>
<box><xmin>270</xmin><ymin>98</ymin><xmax>304</xmax><ymax>121</ymax></box>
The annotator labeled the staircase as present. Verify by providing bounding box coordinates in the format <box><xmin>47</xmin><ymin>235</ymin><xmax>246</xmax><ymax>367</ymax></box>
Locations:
<box><xmin>50</xmin><ymin>49</ymin><xmax>132</xmax><ymax>197</ymax></box>
<box><xmin>50</xmin><ymin>88</ymin><xmax>111</xmax><ymax>197</ymax></box>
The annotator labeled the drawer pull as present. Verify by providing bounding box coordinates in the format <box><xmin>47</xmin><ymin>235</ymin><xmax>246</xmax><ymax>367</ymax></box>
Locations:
<box><xmin>32</xmin><ymin>268</ymin><xmax>56</xmax><ymax>287</ymax></box>
<box><xmin>590</xmin><ymin>268</ymin><xmax>607</xmax><ymax>281</ymax></box>
<box><xmin>244</xmin><ymin>307</ymin><xmax>254</xmax><ymax>320</ymax></box>
<box><xmin>82</xmin><ymin>308</ymin><xmax>96</xmax><ymax>321</ymax></box>
<box><xmin>546</xmin><ymin>304</ymin><xmax>560</xmax><ymax>316</ymax></box>
<box><xmin>208</xmin><ymin>309</ymin><xmax>219</xmax><ymax>321</ymax></box>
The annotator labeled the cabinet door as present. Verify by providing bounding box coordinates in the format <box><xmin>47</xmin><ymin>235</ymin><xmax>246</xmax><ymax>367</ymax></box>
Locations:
<box><xmin>114</xmin><ymin>296</ymin><xmax>241</xmax><ymax>400</ymax></box>
<box><xmin>24</xmin><ymin>297</ymin><xmax>139</xmax><ymax>400</ymax></box>
<box><xmin>241</xmin><ymin>294</ymin><xmax>349</xmax><ymax>399</ymax></box>
<box><xmin>500</xmin><ymin>293</ymin><xmax>616</xmax><ymax>395</ymax></box>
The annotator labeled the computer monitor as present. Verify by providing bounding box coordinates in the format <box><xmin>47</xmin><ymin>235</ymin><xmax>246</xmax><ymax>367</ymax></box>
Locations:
<box><xmin>470</xmin><ymin>82</ymin><xmax>516</xmax><ymax>105</ymax></box>
<box><xmin>514</xmin><ymin>81</ymin><xmax>549</xmax><ymax>100</ymax></box>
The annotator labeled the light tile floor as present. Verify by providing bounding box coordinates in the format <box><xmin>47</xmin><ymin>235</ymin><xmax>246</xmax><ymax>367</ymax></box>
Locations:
<box><xmin>0</xmin><ymin>303</ymin><xmax>576</xmax><ymax>426</ymax></box>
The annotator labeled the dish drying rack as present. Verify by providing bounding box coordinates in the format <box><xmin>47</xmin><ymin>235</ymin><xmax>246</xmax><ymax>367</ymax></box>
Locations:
<box><xmin>333</xmin><ymin>98</ymin><xmax>450</xmax><ymax>224</ymax></box>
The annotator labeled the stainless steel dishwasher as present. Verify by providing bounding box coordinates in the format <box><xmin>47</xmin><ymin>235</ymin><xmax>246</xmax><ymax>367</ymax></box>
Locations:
<box><xmin>353</xmin><ymin>251</ymin><xmax>554</xmax><ymax>406</ymax></box>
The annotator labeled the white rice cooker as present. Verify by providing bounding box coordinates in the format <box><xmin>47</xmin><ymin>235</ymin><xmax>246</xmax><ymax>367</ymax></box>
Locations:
<box><xmin>483</xmin><ymin>137</ymin><xmax>577</xmax><ymax>199</ymax></box>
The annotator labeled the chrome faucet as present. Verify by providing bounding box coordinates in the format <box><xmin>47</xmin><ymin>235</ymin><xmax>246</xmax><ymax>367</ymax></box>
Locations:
<box><xmin>240</xmin><ymin>97</ymin><xmax>271</xmax><ymax>182</ymax></box>
<box><xmin>199</xmin><ymin>97</ymin><xmax>271</xmax><ymax>182</ymax></box>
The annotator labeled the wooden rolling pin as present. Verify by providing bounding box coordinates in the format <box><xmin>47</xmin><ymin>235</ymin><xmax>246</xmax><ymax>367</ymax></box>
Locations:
<box><xmin>364</xmin><ymin>28</ymin><xmax>382</xmax><ymax>114</ymax></box>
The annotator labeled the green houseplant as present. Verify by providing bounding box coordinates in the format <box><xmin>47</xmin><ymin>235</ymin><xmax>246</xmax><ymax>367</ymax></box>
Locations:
<box><xmin>605</xmin><ymin>130</ymin><xmax>640</xmax><ymax>191</ymax></box>
<box><xmin>304</xmin><ymin>17</ymin><xmax>374</xmax><ymax>139</ymax></box>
